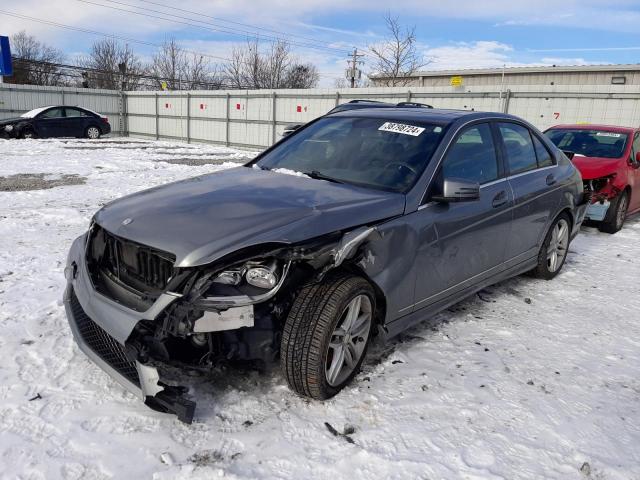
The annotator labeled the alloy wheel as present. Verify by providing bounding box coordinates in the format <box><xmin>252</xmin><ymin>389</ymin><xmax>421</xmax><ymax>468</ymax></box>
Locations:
<box><xmin>547</xmin><ymin>218</ymin><xmax>569</xmax><ymax>273</ymax></box>
<box><xmin>616</xmin><ymin>194</ymin><xmax>628</xmax><ymax>229</ymax></box>
<box><xmin>325</xmin><ymin>294</ymin><xmax>372</xmax><ymax>387</ymax></box>
<box><xmin>87</xmin><ymin>127</ymin><xmax>100</xmax><ymax>139</ymax></box>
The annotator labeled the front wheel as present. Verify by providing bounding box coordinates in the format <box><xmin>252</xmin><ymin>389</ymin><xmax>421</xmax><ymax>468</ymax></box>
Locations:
<box><xmin>281</xmin><ymin>274</ymin><xmax>375</xmax><ymax>400</ymax></box>
<box><xmin>85</xmin><ymin>126</ymin><xmax>101</xmax><ymax>139</ymax></box>
<box><xmin>598</xmin><ymin>191</ymin><xmax>628</xmax><ymax>234</ymax></box>
<box><xmin>530</xmin><ymin>212</ymin><xmax>572</xmax><ymax>280</ymax></box>
<box><xmin>21</xmin><ymin>127</ymin><xmax>36</xmax><ymax>139</ymax></box>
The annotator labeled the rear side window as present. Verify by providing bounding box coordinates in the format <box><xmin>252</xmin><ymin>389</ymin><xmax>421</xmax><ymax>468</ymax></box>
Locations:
<box><xmin>533</xmin><ymin>135</ymin><xmax>554</xmax><ymax>168</ymax></box>
<box><xmin>498</xmin><ymin>123</ymin><xmax>538</xmax><ymax>175</ymax></box>
<box><xmin>440</xmin><ymin>123</ymin><xmax>498</xmax><ymax>184</ymax></box>
<box><xmin>65</xmin><ymin>108</ymin><xmax>88</xmax><ymax>118</ymax></box>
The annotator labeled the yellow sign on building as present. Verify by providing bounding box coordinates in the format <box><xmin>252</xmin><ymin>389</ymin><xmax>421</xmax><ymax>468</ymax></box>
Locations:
<box><xmin>450</xmin><ymin>76</ymin><xmax>463</xmax><ymax>87</ymax></box>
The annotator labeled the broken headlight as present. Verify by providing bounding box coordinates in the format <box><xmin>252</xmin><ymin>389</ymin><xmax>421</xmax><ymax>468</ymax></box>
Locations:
<box><xmin>195</xmin><ymin>258</ymin><xmax>290</xmax><ymax>308</ymax></box>
<box><xmin>589</xmin><ymin>174</ymin><xmax>616</xmax><ymax>193</ymax></box>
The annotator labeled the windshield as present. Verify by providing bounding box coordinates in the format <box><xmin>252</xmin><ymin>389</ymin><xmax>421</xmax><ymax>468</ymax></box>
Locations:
<box><xmin>20</xmin><ymin>106</ymin><xmax>54</xmax><ymax>118</ymax></box>
<box><xmin>546</xmin><ymin>128</ymin><xmax>629</xmax><ymax>159</ymax></box>
<box><xmin>254</xmin><ymin>116</ymin><xmax>446</xmax><ymax>192</ymax></box>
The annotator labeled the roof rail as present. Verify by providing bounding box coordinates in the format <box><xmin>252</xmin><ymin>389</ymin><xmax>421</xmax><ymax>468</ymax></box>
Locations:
<box><xmin>346</xmin><ymin>99</ymin><xmax>386</xmax><ymax>104</ymax></box>
<box><xmin>396</xmin><ymin>102</ymin><xmax>433</xmax><ymax>109</ymax></box>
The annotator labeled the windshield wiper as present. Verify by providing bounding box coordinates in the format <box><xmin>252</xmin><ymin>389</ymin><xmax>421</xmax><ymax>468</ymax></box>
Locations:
<box><xmin>304</xmin><ymin>170</ymin><xmax>345</xmax><ymax>184</ymax></box>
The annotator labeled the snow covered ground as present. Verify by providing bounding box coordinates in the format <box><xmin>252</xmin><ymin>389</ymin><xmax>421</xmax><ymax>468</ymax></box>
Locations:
<box><xmin>1</xmin><ymin>137</ymin><xmax>639</xmax><ymax>480</ymax></box>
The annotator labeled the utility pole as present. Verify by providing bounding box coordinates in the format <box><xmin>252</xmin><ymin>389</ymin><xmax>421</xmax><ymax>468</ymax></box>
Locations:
<box><xmin>346</xmin><ymin>47</ymin><xmax>365</xmax><ymax>88</ymax></box>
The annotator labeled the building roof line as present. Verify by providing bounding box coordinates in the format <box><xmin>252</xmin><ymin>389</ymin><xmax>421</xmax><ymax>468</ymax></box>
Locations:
<box><xmin>371</xmin><ymin>64</ymin><xmax>640</xmax><ymax>79</ymax></box>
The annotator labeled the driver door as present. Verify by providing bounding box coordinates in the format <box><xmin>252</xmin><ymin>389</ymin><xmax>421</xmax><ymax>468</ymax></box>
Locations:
<box><xmin>409</xmin><ymin>122</ymin><xmax>513</xmax><ymax>313</ymax></box>
<box><xmin>34</xmin><ymin>107</ymin><xmax>66</xmax><ymax>138</ymax></box>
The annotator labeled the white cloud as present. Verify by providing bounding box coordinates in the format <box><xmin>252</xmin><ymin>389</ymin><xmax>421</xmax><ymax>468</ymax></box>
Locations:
<box><xmin>423</xmin><ymin>41</ymin><xmax>514</xmax><ymax>70</ymax></box>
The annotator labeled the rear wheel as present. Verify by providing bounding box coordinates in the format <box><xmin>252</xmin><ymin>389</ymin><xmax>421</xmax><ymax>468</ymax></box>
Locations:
<box><xmin>530</xmin><ymin>213</ymin><xmax>571</xmax><ymax>280</ymax></box>
<box><xmin>85</xmin><ymin>126</ymin><xmax>101</xmax><ymax>139</ymax></box>
<box><xmin>281</xmin><ymin>273</ymin><xmax>375</xmax><ymax>400</ymax></box>
<box><xmin>598</xmin><ymin>191</ymin><xmax>629</xmax><ymax>234</ymax></box>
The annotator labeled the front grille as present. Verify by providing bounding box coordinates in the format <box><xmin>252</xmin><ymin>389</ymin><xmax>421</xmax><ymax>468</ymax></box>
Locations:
<box><xmin>69</xmin><ymin>290</ymin><xmax>140</xmax><ymax>386</ymax></box>
<box><xmin>86</xmin><ymin>224</ymin><xmax>176</xmax><ymax>305</ymax></box>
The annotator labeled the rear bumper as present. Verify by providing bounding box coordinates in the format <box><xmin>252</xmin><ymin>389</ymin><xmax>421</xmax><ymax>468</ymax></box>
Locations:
<box><xmin>63</xmin><ymin>233</ymin><xmax>195</xmax><ymax>422</ymax></box>
<box><xmin>572</xmin><ymin>196</ymin><xmax>589</xmax><ymax>239</ymax></box>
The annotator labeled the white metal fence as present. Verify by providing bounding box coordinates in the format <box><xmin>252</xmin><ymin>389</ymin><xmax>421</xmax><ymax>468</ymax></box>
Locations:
<box><xmin>0</xmin><ymin>83</ymin><xmax>124</xmax><ymax>133</ymax></box>
<box><xmin>3</xmin><ymin>83</ymin><xmax>640</xmax><ymax>149</ymax></box>
<box><xmin>125</xmin><ymin>84</ymin><xmax>640</xmax><ymax>149</ymax></box>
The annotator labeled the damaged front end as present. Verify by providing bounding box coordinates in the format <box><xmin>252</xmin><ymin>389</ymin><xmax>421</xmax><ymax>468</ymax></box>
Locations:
<box><xmin>64</xmin><ymin>222</ymin><xmax>376</xmax><ymax>423</ymax></box>
<box><xmin>583</xmin><ymin>174</ymin><xmax>620</xmax><ymax>221</ymax></box>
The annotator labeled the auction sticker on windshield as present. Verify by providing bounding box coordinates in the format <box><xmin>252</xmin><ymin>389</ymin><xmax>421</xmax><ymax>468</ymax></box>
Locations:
<box><xmin>595</xmin><ymin>132</ymin><xmax>622</xmax><ymax>138</ymax></box>
<box><xmin>378</xmin><ymin>122</ymin><xmax>425</xmax><ymax>136</ymax></box>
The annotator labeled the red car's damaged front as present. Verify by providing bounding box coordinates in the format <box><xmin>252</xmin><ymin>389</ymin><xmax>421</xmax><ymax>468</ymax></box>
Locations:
<box><xmin>546</xmin><ymin>124</ymin><xmax>640</xmax><ymax>233</ymax></box>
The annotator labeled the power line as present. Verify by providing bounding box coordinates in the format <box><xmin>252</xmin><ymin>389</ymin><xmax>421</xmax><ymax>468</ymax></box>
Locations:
<box><xmin>135</xmin><ymin>0</ymin><xmax>346</xmax><ymax>51</ymax></box>
<box><xmin>76</xmin><ymin>0</ymin><xmax>348</xmax><ymax>55</ymax></box>
<box><xmin>0</xmin><ymin>10</ymin><xmax>233</xmax><ymax>63</ymax></box>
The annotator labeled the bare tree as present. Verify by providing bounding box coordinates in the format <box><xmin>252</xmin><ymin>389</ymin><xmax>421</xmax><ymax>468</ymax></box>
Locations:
<box><xmin>6</xmin><ymin>31</ymin><xmax>66</xmax><ymax>86</ymax></box>
<box><xmin>150</xmin><ymin>39</ymin><xmax>222</xmax><ymax>90</ymax></box>
<box><xmin>150</xmin><ymin>39</ymin><xmax>186</xmax><ymax>90</ymax></box>
<box><xmin>368</xmin><ymin>13</ymin><xmax>428</xmax><ymax>86</ymax></box>
<box><xmin>285</xmin><ymin>64</ymin><xmax>319</xmax><ymax>89</ymax></box>
<box><xmin>224</xmin><ymin>39</ymin><xmax>319</xmax><ymax>89</ymax></box>
<box><xmin>77</xmin><ymin>39</ymin><xmax>145</xmax><ymax>90</ymax></box>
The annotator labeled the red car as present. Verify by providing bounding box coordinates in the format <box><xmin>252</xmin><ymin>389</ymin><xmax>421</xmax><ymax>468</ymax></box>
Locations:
<box><xmin>545</xmin><ymin>124</ymin><xmax>640</xmax><ymax>233</ymax></box>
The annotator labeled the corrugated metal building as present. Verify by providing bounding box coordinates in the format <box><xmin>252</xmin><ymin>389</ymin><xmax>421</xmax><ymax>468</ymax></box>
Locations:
<box><xmin>371</xmin><ymin>64</ymin><xmax>640</xmax><ymax>88</ymax></box>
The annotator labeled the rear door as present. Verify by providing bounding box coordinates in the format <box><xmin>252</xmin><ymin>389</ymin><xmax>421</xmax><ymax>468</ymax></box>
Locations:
<box><xmin>409</xmin><ymin>122</ymin><xmax>513</xmax><ymax>313</ymax></box>
<box><xmin>498</xmin><ymin>122</ymin><xmax>559</xmax><ymax>263</ymax></box>
<box><xmin>64</xmin><ymin>107</ymin><xmax>90</xmax><ymax>137</ymax></box>
<box><xmin>34</xmin><ymin>107</ymin><xmax>66</xmax><ymax>138</ymax></box>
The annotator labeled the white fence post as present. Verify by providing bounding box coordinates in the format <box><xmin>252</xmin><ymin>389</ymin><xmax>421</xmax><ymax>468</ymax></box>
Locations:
<box><xmin>155</xmin><ymin>92</ymin><xmax>159</xmax><ymax>140</ymax></box>
<box><xmin>186</xmin><ymin>92</ymin><xmax>191</xmax><ymax>144</ymax></box>
<box><xmin>225</xmin><ymin>92</ymin><xmax>230</xmax><ymax>147</ymax></box>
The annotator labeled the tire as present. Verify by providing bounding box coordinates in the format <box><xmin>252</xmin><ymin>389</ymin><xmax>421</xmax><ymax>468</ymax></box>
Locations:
<box><xmin>20</xmin><ymin>127</ymin><xmax>35</xmax><ymax>139</ymax></box>
<box><xmin>85</xmin><ymin>126</ymin><xmax>101</xmax><ymax>139</ymax></box>
<box><xmin>598</xmin><ymin>191</ymin><xmax>629</xmax><ymax>234</ymax></box>
<box><xmin>281</xmin><ymin>273</ymin><xmax>376</xmax><ymax>400</ymax></box>
<box><xmin>530</xmin><ymin>212</ymin><xmax>572</xmax><ymax>280</ymax></box>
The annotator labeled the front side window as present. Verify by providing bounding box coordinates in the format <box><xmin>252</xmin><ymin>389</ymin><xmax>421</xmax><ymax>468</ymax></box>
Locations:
<box><xmin>546</xmin><ymin>128</ymin><xmax>629</xmax><ymax>159</ymax></box>
<box><xmin>39</xmin><ymin>108</ymin><xmax>64</xmax><ymax>119</ymax></box>
<box><xmin>498</xmin><ymin>123</ymin><xmax>538</xmax><ymax>175</ymax></box>
<box><xmin>440</xmin><ymin>123</ymin><xmax>499</xmax><ymax>185</ymax></box>
<box><xmin>255</xmin><ymin>116</ymin><xmax>447</xmax><ymax>193</ymax></box>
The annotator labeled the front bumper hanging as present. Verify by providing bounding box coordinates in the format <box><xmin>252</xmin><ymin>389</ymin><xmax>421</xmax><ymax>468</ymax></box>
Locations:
<box><xmin>63</xmin><ymin>234</ymin><xmax>196</xmax><ymax>423</ymax></box>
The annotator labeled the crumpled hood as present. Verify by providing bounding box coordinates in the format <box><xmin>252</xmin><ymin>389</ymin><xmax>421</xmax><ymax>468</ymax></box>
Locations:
<box><xmin>94</xmin><ymin>166</ymin><xmax>406</xmax><ymax>267</ymax></box>
<box><xmin>570</xmin><ymin>154</ymin><xmax>624</xmax><ymax>180</ymax></box>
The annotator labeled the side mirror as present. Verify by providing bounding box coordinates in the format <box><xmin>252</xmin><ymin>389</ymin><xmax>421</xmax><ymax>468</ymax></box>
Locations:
<box><xmin>282</xmin><ymin>124</ymin><xmax>302</xmax><ymax>137</ymax></box>
<box><xmin>634</xmin><ymin>151</ymin><xmax>640</xmax><ymax>167</ymax></box>
<box><xmin>432</xmin><ymin>178</ymin><xmax>480</xmax><ymax>203</ymax></box>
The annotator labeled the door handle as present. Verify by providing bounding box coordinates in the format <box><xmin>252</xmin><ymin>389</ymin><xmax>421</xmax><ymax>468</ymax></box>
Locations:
<box><xmin>546</xmin><ymin>174</ymin><xmax>557</xmax><ymax>186</ymax></box>
<box><xmin>492</xmin><ymin>190</ymin><xmax>508</xmax><ymax>208</ymax></box>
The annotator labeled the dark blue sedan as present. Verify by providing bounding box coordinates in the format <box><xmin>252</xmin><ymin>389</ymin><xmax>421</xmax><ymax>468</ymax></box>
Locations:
<box><xmin>0</xmin><ymin>105</ymin><xmax>111</xmax><ymax>139</ymax></box>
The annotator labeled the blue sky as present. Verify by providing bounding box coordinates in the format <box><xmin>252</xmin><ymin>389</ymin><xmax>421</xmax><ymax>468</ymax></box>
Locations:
<box><xmin>3</xmin><ymin>0</ymin><xmax>640</xmax><ymax>86</ymax></box>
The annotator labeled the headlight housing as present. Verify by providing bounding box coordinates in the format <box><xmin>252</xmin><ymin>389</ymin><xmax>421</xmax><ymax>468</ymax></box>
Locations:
<box><xmin>195</xmin><ymin>258</ymin><xmax>290</xmax><ymax>309</ymax></box>
<box><xmin>4</xmin><ymin>124</ymin><xmax>14</xmax><ymax>132</ymax></box>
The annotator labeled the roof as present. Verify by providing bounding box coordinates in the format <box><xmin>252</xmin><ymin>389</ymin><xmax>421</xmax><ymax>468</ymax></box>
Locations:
<box><xmin>330</xmin><ymin>107</ymin><xmax>508</xmax><ymax>125</ymax></box>
<box><xmin>372</xmin><ymin>64</ymin><xmax>640</xmax><ymax>79</ymax></box>
<box><xmin>546</xmin><ymin>124</ymin><xmax>637</xmax><ymax>133</ymax></box>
